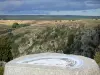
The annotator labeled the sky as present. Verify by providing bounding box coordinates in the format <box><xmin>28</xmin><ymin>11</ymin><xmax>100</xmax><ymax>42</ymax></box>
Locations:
<box><xmin>0</xmin><ymin>0</ymin><xmax>100</xmax><ymax>16</ymax></box>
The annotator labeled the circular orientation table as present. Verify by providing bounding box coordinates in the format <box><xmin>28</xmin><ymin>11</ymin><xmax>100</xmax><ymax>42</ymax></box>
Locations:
<box><xmin>4</xmin><ymin>53</ymin><xmax>100</xmax><ymax>75</ymax></box>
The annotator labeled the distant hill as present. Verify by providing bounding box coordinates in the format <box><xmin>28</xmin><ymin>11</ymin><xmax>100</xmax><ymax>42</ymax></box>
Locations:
<box><xmin>0</xmin><ymin>15</ymin><xmax>100</xmax><ymax>20</ymax></box>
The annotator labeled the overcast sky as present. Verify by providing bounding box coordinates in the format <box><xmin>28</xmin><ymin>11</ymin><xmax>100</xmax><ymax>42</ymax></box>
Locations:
<box><xmin>0</xmin><ymin>0</ymin><xmax>100</xmax><ymax>16</ymax></box>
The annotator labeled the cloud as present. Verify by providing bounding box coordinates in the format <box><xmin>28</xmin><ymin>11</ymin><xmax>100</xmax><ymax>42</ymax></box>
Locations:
<box><xmin>0</xmin><ymin>0</ymin><xmax>100</xmax><ymax>15</ymax></box>
<box><xmin>0</xmin><ymin>0</ymin><xmax>23</xmax><ymax>11</ymax></box>
<box><xmin>19</xmin><ymin>0</ymin><xmax>100</xmax><ymax>10</ymax></box>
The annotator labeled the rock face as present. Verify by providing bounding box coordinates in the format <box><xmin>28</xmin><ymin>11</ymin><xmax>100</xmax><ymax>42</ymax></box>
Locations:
<box><xmin>4</xmin><ymin>53</ymin><xmax>100</xmax><ymax>75</ymax></box>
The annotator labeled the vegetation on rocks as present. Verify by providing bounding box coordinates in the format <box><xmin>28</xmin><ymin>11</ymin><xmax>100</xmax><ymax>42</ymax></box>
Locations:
<box><xmin>10</xmin><ymin>24</ymin><xmax>100</xmax><ymax>60</ymax></box>
<box><xmin>66</xmin><ymin>27</ymin><xmax>100</xmax><ymax>58</ymax></box>
<box><xmin>11</xmin><ymin>25</ymin><xmax>79</xmax><ymax>57</ymax></box>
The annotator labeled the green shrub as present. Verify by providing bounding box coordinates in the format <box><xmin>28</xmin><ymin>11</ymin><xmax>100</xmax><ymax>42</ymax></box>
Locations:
<box><xmin>12</xmin><ymin>22</ymin><xmax>19</xmax><ymax>28</ymax></box>
<box><xmin>94</xmin><ymin>51</ymin><xmax>100</xmax><ymax>66</ymax></box>
<box><xmin>12</xmin><ymin>23</ymin><xmax>29</xmax><ymax>28</ymax></box>
<box><xmin>0</xmin><ymin>67</ymin><xmax>4</xmax><ymax>75</ymax></box>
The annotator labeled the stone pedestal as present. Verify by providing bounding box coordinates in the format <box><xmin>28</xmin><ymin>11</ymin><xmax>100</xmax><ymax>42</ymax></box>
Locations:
<box><xmin>4</xmin><ymin>53</ymin><xmax>100</xmax><ymax>75</ymax></box>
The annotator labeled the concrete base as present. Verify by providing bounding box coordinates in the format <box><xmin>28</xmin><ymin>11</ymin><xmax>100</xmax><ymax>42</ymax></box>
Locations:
<box><xmin>4</xmin><ymin>53</ymin><xmax>100</xmax><ymax>75</ymax></box>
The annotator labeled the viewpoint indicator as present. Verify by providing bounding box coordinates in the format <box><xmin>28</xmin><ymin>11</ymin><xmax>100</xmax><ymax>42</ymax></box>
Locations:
<box><xmin>17</xmin><ymin>56</ymin><xmax>83</xmax><ymax>68</ymax></box>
